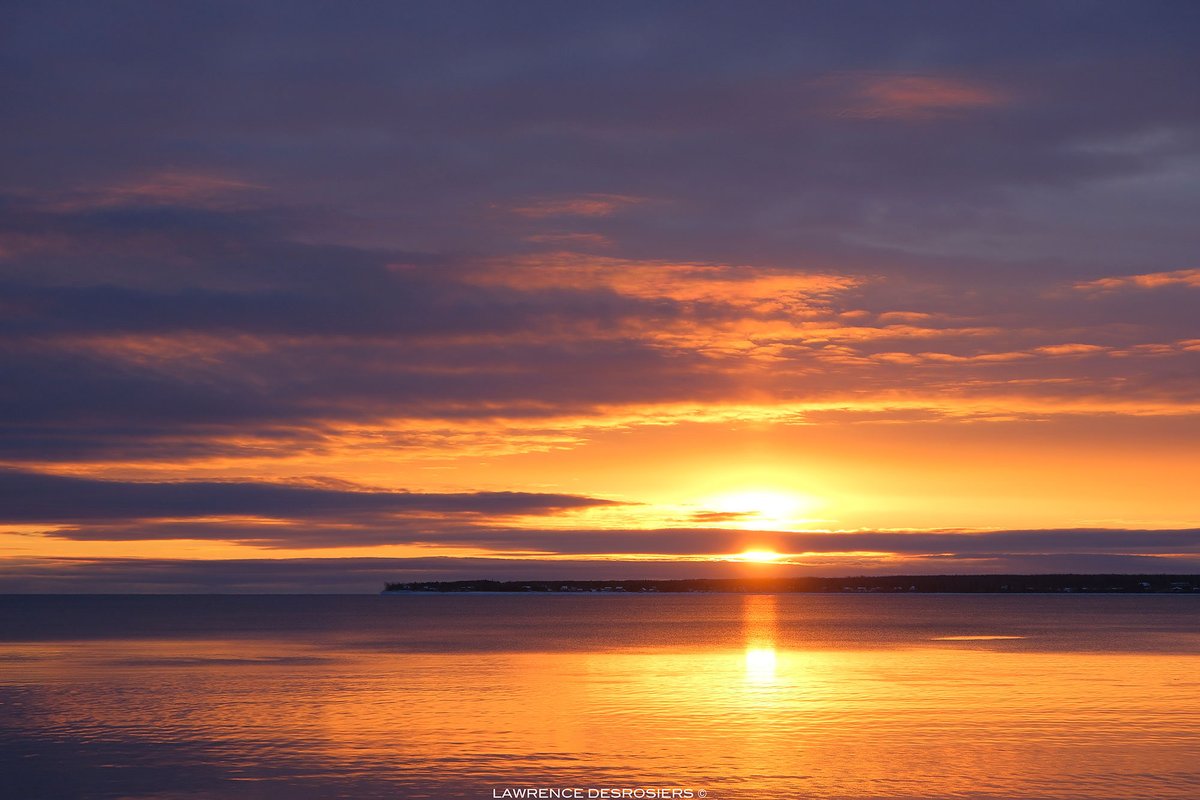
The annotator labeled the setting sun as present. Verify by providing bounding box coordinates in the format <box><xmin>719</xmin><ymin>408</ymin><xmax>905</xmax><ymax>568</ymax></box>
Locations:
<box><xmin>703</xmin><ymin>489</ymin><xmax>816</xmax><ymax>531</ymax></box>
<box><xmin>736</xmin><ymin>549</ymin><xmax>784</xmax><ymax>563</ymax></box>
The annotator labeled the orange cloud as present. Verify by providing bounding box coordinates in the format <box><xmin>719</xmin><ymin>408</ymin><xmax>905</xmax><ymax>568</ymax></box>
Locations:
<box><xmin>0</xmin><ymin>231</ymin><xmax>74</xmax><ymax>261</ymax></box>
<box><xmin>1074</xmin><ymin>268</ymin><xmax>1200</xmax><ymax>292</ymax></box>
<box><xmin>43</xmin><ymin>170</ymin><xmax>262</xmax><ymax>212</ymax></box>
<box><xmin>826</xmin><ymin>73</ymin><xmax>1011</xmax><ymax>119</ymax></box>
<box><xmin>472</xmin><ymin>252</ymin><xmax>855</xmax><ymax>307</ymax></box>
<box><xmin>876</xmin><ymin>311</ymin><xmax>934</xmax><ymax>323</ymax></box>
<box><xmin>102</xmin><ymin>171</ymin><xmax>260</xmax><ymax>204</ymax></box>
<box><xmin>1034</xmin><ymin>343</ymin><xmax>1108</xmax><ymax>357</ymax></box>
<box><xmin>51</xmin><ymin>332</ymin><xmax>275</xmax><ymax>367</ymax></box>
<box><xmin>917</xmin><ymin>350</ymin><xmax>1032</xmax><ymax>363</ymax></box>
<box><xmin>506</xmin><ymin>194</ymin><xmax>647</xmax><ymax>218</ymax></box>
<box><xmin>466</xmin><ymin>253</ymin><xmax>861</xmax><ymax>360</ymax></box>
<box><xmin>1110</xmin><ymin>342</ymin><xmax>1188</xmax><ymax>358</ymax></box>
<box><xmin>524</xmin><ymin>232</ymin><xmax>614</xmax><ymax>248</ymax></box>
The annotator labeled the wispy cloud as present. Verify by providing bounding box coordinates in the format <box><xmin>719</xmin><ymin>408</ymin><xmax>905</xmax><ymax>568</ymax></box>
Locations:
<box><xmin>38</xmin><ymin>170</ymin><xmax>263</xmax><ymax>213</ymax></box>
<box><xmin>822</xmin><ymin>73</ymin><xmax>1011</xmax><ymax>120</ymax></box>
<box><xmin>506</xmin><ymin>194</ymin><xmax>648</xmax><ymax>219</ymax></box>
<box><xmin>1075</xmin><ymin>268</ymin><xmax>1200</xmax><ymax>293</ymax></box>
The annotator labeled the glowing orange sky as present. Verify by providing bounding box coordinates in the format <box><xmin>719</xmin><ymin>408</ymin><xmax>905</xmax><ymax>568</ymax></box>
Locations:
<box><xmin>3</xmin><ymin>5</ymin><xmax>1199</xmax><ymax>590</ymax></box>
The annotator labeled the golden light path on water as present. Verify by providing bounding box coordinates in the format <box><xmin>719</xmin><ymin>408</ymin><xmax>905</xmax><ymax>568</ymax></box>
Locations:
<box><xmin>742</xmin><ymin>594</ymin><xmax>779</xmax><ymax>684</ymax></box>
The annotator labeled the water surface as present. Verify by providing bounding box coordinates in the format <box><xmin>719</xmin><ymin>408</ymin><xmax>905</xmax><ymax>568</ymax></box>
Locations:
<box><xmin>2</xmin><ymin>594</ymin><xmax>1198</xmax><ymax>799</ymax></box>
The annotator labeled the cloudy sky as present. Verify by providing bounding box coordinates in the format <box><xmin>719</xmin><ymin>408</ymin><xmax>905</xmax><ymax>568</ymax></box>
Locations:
<box><xmin>2</xmin><ymin>1</ymin><xmax>1198</xmax><ymax>591</ymax></box>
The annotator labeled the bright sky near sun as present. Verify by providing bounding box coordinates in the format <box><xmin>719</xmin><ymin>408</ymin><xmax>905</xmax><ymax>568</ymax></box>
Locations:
<box><xmin>1</xmin><ymin>2</ymin><xmax>1199</xmax><ymax>591</ymax></box>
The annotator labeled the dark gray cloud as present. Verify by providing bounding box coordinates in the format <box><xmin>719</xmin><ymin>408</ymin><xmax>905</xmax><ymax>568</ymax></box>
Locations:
<box><xmin>3</xmin><ymin>1</ymin><xmax>1199</xmax><ymax>461</ymax></box>
<box><xmin>8</xmin><ymin>467</ymin><xmax>1195</xmax><ymax>572</ymax></box>
<box><xmin>18</xmin><ymin>471</ymin><xmax>1199</xmax><ymax>558</ymax></box>
<box><xmin>404</xmin><ymin>527</ymin><xmax>1200</xmax><ymax>557</ymax></box>
<box><xmin>4</xmin><ymin>1</ymin><xmax>1199</xmax><ymax>268</ymax></box>
<box><xmin>0</xmin><ymin>469</ymin><xmax>615</xmax><ymax>522</ymax></box>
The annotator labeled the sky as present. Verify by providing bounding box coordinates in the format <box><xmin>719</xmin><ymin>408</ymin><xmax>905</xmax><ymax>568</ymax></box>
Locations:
<box><xmin>2</xmin><ymin>1</ymin><xmax>1199</xmax><ymax>591</ymax></box>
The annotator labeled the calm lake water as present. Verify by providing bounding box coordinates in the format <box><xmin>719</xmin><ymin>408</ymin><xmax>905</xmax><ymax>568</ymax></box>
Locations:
<box><xmin>2</xmin><ymin>594</ymin><xmax>1198</xmax><ymax>800</ymax></box>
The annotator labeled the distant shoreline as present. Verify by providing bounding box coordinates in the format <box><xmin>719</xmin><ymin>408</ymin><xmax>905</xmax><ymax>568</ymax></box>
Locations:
<box><xmin>383</xmin><ymin>574</ymin><xmax>1200</xmax><ymax>594</ymax></box>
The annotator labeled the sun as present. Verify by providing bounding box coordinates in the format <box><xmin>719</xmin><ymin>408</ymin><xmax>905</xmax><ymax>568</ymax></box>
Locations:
<box><xmin>737</xmin><ymin>549</ymin><xmax>783</xmax><ymax>563</ymax></box>
<box><xmin>701</xmin><ymin>489</ymin><xmax>815</xmax><ymax>531</ymax></box>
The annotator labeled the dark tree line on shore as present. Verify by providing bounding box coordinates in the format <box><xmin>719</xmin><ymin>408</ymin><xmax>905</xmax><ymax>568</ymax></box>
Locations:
<box><xmin>385</xmin><ymin>574</ymin><xmax>1200</xmax><ymax>594</ymax></box>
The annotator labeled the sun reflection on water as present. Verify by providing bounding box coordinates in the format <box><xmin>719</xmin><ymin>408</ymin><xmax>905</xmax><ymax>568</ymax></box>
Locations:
<box><xmin>742</xmin><ymin>594</ymin><xmax>779</xmax><ymax>684</ymax></box>
<box><xmin>743</xmin><ymin>647</ymin><xmax>777</xmax><ymax>682</ymax></box>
